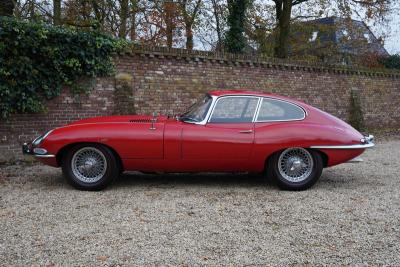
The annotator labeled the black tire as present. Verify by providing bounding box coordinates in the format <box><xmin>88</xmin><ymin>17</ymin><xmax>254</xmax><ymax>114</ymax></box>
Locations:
<box><xmin>61</xmin><ymin>144</ymin><xmax>120</xmax><ymax>191</ymax></box>
<box><xmin>267</xmin><ymin>148</ymin><xmax>323</xmax><ymax>191</ymax></box>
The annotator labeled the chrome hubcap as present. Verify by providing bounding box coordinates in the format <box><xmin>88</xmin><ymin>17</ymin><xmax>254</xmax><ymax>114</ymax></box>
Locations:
<box><xmin>278</xmin><ymin>148</ymin><xmax>313</xmax><ymax>182</ymax></box>
<box><xmin>71</xmin><ymin>147</ymin><xmax>107</xmax><ymax>183</ymax></box>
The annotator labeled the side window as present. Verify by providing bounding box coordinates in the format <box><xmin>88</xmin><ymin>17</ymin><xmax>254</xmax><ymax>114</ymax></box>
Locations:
<box><xmin>256</xmin><ymin>98</ymin><xmax>305</xmax><ymax>121</ymax></box>
<box><xmin>209</xmin><ymin>97</ymin><xmax>258</xmax><ymax>123</ymax></box>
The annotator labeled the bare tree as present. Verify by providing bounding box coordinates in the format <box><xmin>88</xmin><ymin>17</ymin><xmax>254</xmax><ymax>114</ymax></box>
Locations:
<box><xmin>130</xmin><ymin>0</ymin><xmax>138</xmax><ymax>41</ymax></box>
<box><xmin>91</xmin><ymin>0</ymin><xmax>106</xmax><ymax>31</ymax></box>
<box><xmin>164</xmin><ymin>1</ymin><xmax>175</xmax><ymax>47</ymax></box>
<box><xmin>178</xmin><ymin>0</ymin><xmax>202</xmax><ymax>50</ymax></box>
<box><xmin>211</xmin><ymin>0</ymin><xmax>223</xmax><ymax>51</ymax></box>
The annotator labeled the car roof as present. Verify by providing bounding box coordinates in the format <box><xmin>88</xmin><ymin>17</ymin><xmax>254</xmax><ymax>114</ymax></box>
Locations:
<box><xmin>208</xmin><ymin>90</ymin><xmax>301</xmax><ymax>103</ymax></box>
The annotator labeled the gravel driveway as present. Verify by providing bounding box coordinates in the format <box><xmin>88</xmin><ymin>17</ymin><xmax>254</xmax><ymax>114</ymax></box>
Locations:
<box><xmin>1</xmin><ymin>139</ymin><xmax>399</xmax><ymax>266</ymax></box>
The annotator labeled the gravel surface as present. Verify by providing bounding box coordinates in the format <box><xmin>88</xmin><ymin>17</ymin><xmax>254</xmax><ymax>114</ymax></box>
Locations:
<box><xmin>1</xmin><ymin>139</ymin><xmax>399</xmax><ymax>266</ymax></box>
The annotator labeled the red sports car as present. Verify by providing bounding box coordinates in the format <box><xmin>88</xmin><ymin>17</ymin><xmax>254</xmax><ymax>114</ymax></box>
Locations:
<box><xmin>23</xmin><ymin>90</ymin><xmax>374</xmax><ymax>190</ymax></box>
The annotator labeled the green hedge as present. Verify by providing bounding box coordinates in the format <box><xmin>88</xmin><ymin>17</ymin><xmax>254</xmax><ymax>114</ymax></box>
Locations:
<box><xmin>379</xmin><ymin>54</ymin><xmax>400</xmax><ymax>70</ymax></box>
<box><xmin>0</xmin><ymin>17</ymin><xmax>126</xmax><ymax>118</ymax></box>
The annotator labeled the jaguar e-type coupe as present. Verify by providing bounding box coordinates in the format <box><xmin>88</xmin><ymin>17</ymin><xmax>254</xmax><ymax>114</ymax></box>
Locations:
<box><xmin>23</xmin><ymin>90</ymin><xmax>374</xmax><ymax>190</ymax></box>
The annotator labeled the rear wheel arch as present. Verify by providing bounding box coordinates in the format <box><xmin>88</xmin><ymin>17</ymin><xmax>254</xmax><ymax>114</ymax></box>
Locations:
<box><xmin>264</xmin><ymin>147</ymin><xmax>325</xmax><ymax>190</ymax></box>
<box><xmin>264</xmin><ymin>147</ymin><xmax>328</xmax><ymax>171</ymax></box>
<box><xmin>313</xmin><ymin>149</ymin><xmax>328</xmax><ymax>168</ymax></box>
<box><xmin>56</xmin><ymin>142</ymin><xmax>124</xmax><ymax>172</ymax></box>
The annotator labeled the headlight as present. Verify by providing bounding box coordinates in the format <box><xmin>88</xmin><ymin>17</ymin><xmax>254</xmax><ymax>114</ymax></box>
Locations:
<box><xmin>32</xmin><ymin>130</ymin><xmax>53</xmax><ymax>146</ymax></box>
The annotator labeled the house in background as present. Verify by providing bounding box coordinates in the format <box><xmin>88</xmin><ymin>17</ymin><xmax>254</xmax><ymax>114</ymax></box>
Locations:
<box><xmin>289</xmin><ymin>16</ymin><xmax>389</xmax><ymax>65</ymax></box>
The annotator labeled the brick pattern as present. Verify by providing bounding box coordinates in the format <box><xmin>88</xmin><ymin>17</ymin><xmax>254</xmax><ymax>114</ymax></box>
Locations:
<box><xmin>0</xmin><ymin>78</ymin><xmax>115</xmax><ymax>161</ymax></box>
<box><xmin>1</xmin><ymin>50</ymin><xmax>399</xmax><ymax>161</ymax></box>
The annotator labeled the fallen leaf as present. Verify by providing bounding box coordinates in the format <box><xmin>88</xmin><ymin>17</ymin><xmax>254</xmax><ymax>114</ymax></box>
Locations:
<box><xmin>96</xmin><ymin>256</ymin><xmax>108</xmax><ymax>262</ymax></box>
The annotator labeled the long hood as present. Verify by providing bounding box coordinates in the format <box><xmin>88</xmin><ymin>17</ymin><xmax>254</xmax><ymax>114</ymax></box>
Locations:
<box><xmin>67</xmin><ymin>115</ymin><xmax>168</xmax><ymax>126</ymax></box>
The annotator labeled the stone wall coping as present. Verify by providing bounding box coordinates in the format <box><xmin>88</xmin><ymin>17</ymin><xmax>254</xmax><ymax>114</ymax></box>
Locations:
<box><xmin>118</xmin><ymin>44</ymin><xmax>400</xmax><ymax>79</ymax></box>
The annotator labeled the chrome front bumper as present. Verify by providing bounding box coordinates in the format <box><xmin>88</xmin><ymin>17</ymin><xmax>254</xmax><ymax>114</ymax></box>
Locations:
<box><xmin>22</xmin><ymin>143</ymin><xmax>55</xmax><ymax>158</ymax></box>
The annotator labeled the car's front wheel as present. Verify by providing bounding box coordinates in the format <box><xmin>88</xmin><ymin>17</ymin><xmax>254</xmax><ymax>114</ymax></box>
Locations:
<box><xmin>62</xmin><ymin>144</ymin><xmax>120</xmax><ymax>190</ymax></box>
<box><xmin>267</xmin><ymin>147</ymin><xmax>323</xmax><ymax>190</ymax></box>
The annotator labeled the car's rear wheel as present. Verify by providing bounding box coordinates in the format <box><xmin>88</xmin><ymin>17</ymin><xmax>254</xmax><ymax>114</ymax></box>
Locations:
<box><xmin>267</xmin><ymin>147</ymin><xmax>323</xmax><ymax>190</ymax></box>
<box><xmin>62</xmin><ymin>144</ymin><xmax>119</xmax><ymax>190</ymax></box>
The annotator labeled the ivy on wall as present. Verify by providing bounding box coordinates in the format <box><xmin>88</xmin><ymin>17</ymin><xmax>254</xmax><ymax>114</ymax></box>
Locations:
<box><xmin>0</xmin><ymin>17</ymin><xmax>126</xmax><ymax>118</ymax></box>
<box><xmin>348</xmin><ymin>89</ymin><xmax>365</xmax><ymax>132</ymax></box>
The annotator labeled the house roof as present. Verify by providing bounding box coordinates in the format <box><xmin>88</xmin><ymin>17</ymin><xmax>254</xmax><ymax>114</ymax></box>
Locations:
<box><xmin>302</xmin><ymin>16</ymin><xmax>389</xmax><ymax>56</ymax></box>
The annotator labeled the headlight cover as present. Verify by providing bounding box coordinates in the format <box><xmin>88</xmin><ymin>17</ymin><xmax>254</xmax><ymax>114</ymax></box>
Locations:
<box><xmin>32</xmin><ymin>130</ymin><xmax>53</xmax><ymax>146</ymax></box>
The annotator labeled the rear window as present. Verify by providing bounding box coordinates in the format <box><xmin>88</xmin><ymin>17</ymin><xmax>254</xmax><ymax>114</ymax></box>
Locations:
<box><xmin>256</xmin><ymin>98</ymin><xmax>305</xmax><ymax>122</ymax></box>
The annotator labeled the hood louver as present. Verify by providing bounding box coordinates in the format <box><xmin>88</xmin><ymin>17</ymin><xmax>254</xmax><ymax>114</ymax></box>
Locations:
<box><xmin>129</xmin><ymin>119</ymin><xmax>152</xmax><ymax>123</ymax></box>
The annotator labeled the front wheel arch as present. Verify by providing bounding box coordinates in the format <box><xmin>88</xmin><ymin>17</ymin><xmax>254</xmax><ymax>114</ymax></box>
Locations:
<box><xmin>56</xmin><ymin>142</ymin><xmax>124</xmax><ymax>172</ymax></box>
<box><xmin>61</xmin><ymin>143</ymin><xmax>121</xmax><ymax>190</ymax></box>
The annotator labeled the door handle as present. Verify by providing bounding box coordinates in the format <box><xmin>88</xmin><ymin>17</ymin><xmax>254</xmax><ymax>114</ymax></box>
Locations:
<box><xmin>239</xmin><ymin>130</ymin><xmax>253</xmax><ymax>134</ymax></box>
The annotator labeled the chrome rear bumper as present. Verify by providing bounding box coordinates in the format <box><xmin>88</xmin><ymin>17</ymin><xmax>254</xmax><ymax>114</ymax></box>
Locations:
<box><xmin>310</xmin><ymin>135</ymin><xmax>375</xmax><ymax>150</ymax></box>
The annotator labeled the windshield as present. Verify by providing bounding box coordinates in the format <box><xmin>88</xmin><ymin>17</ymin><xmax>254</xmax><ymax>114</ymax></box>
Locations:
<box><xmin>180</xmin><ymin>94</ymin><xmax>213</xmax><ymax>122</ymax></box>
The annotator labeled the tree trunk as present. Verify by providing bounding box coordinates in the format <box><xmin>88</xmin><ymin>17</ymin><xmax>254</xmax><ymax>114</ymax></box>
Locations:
<box><xmin>185</xmin><ymin>23</ymin><xmax>193</xmax><ymax>50</ymax></box>
<box><xmin>165</xmin><ymin>2</ymin><xmax>174</xmax><ymax>48</ymax></box>
<box><xmin>211</xmin><ymin>0</ymin><xmax>222</xmax><ymax>51</ymax></box>
<box><xmin>130</xmin><ymin>0</ymin><xmax>137</xmax><ymax>41</ymax></box>
<box><xmin>274</xmin><ymin>0</ymin><xmax>292</xmax><ymax>58</ymax></box>
<box><xmin>53</xmin><ymin>0</ymin><xmax>62</xmax><ymax>25</ymax></box>
<box><xmin>0</xmin><ymin>0</ymin><xmax>15</xmax><ymax>16</ymax></box>
<box><xmin>119</xmin><ymin>0</ymin><xmax>129</xmax><ymax>38</ymax></box>
<box><xmin>275</xmin><ymin>0</ymin><xmax>282</xmax><ymax>21</ymax></box>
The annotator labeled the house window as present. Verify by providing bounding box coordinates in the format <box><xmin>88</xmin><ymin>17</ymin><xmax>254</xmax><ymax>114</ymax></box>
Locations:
<box><xmin>309</xmin><ymin>31</ymin><xmax>318</xmax><ymax>42</ymax></box>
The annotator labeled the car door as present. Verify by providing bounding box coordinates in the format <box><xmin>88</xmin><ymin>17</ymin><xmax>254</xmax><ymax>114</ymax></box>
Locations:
<box><xmin>181</xmin><ymin>96</ymin><xmax>259</xmax><ymax>163</ymax></box>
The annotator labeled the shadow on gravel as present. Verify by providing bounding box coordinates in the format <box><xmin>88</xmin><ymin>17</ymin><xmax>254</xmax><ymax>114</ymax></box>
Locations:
<box><xmin>112</xmin><ymin>168</ymin><xmax>360</xmax><ymax>190</ymax></box>
<box><xmin>112</xmin><ymin>172</ymin><xmax>272</xmax><ymax>189</ymax></box>
<box><xmin>9</xmin><ymin>165</ymin><xmax>358</xmax><ymax>191</ymax></box>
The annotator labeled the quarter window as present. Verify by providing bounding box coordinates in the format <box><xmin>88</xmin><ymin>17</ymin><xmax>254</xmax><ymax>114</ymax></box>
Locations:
<box><xmin>256</xmin><ymin>98</ymin><xmax>305</xmax><ymax>122</ymax></box>
<box><xmin>209</xmin><ymin>97</ymin><xmax>258</xmax><ymax>123</ymax></box>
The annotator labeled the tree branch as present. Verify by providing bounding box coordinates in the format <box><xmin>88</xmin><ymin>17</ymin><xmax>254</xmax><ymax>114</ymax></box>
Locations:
<box><xmin>292</xmin><ymin>0</ymin><xmax>309</xmax><ymax>6</ymax></box>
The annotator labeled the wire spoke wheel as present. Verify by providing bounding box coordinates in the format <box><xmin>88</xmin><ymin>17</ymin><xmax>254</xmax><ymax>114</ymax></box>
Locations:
<box><xmin>71</xmin><ymin>147</ymin><xmax>107</xmax><ymax>183</ymax></box>
<box><xmin>278</xmin><ymin>148</ymin><xmax>314</xmax><ymax>183</ymax></box>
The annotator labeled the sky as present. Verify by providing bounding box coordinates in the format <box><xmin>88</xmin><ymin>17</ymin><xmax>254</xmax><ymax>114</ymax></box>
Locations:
<box><xmin>382</xmin><ymin>10</ymin><xmax>400</xmax><ymax>54</ymax></box>
<box><xmin>358</xmin><ymin>1</ymin><xmax>399</xmax><ymax>54</ymax></box>
<box><xmin>368</xmin><ymin>2</ymin><xmax>400</xmax><ymax>55</ymax></box>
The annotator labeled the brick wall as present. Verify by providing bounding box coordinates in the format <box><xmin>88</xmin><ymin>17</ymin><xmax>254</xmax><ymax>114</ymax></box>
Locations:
<box><xmin>1</xmin><ymin>47</ymin><xmax>399</xmax><ymax>161</ymax></box>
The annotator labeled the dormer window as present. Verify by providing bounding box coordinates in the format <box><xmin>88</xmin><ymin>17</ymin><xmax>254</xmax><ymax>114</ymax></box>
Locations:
<box><xmin>309</xmin><ymin>31</ymin><xmax>318</xmax><ymax>42</ymax></box>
